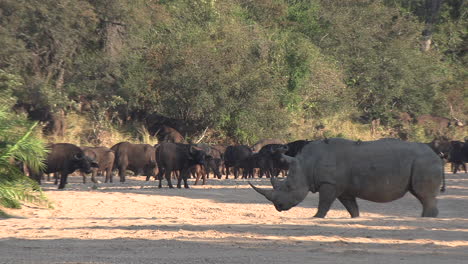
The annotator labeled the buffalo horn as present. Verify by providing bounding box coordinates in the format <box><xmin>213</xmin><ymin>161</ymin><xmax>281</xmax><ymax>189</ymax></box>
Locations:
<box><xmin>249</xmin><ymin>182</ymin><xmax>274</xmax><ymax>201</ymax></box>
<box><xmin>280</xmin><ymin>154</ymin><xmax>297</xmax><ymax>165</ymax></box>
<box><xmin>74</xmin><ymin>153</ymin><xmax>84</xmax><ymax>160</ymax></box>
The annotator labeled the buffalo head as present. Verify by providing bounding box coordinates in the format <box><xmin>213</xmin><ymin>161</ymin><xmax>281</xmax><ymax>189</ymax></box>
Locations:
<box><xmin>189</xmin><ymin>146</ymin><xmax>207</xmax><ymax>166</ymax></box>
<box><xmin>74</xmin><ymin>153</ymin><xmax>98</xmax><ymax>174</ymax></box>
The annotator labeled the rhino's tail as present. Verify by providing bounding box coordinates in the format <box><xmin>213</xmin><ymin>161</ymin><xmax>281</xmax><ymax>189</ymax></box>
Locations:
<box><xmin>440</xmin><ymin>170</ymin><xmax>446</xmax><ymax>193</ymax></box>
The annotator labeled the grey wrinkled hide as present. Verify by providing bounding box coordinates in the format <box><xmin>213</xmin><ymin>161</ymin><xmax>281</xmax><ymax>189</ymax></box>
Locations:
<box><xmin>250</xmin><ymin>138</ymin><xmax>443</xmax><ymax>218</ymax></box>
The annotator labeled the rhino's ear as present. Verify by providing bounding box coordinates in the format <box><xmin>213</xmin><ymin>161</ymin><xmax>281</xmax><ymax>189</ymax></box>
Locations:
<box><xmin>280</xmin><ymin>154</ymin><xmax>297</xmax><ymax>166</ymax></box>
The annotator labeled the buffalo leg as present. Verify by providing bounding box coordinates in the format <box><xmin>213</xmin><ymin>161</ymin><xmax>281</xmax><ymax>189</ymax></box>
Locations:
<box><xmin>194</xmin><ymin>171</ymin><xmax>202</xmax><ymax>185</ymax></box>
<box><xmin>314</xmin><ymin>184</ymin><xmax>337</xmax><ymax>218</ymax></box>
<box><xmin>118</xmin><ymin>166</ymin><xmax>126</xmax><ymax>183</ymax></box>
<box><xmin>338</xmin><ymin>195</ymin><xmax>359</xmax><ymax>218</ymax></box>
<box><xmin>54</xmin><ymin>172</ymin><xmax>59</xmax><ymax>185</ymax></box>
<box><xmin>164</xmin><ymin>169</ymin><xmax>174</xmax><ymax>189</ymax></box>
<box><xmin>178</xmin><ymin>169</ymin><xmax>190</xmax><ymax>189</ymax></box>
<box><xmin>82</xmin><ymin>172</ymin><xmax>87</xmax><ymax>184</ymax></box>
<box><xmin>225</xmin><ymin>166</ymin><xmax>230</xmax><ymax>179</ymax></box>
<box><xmin>91</xmin><ymin>169</ymin><xmax>98</xmax><ymax>183</ymax></box>
<box><xmin>234</xmin><ymin>167</ymin><xmax>239</xmax><ymax>179</ymax></box>
<box><xmin>58</xmin><ymin>172</ymin><xmax>68</xmax><ymax>189</ymax></box>
<box><xmin>157</xmin><ymin>167</ymin><xmax>164</xmax><ymax>188</ymax></box>
<box><xmin>105</xmin><ymin>168</ymin><xmax>112</xmax><ymax>183</ymax></box>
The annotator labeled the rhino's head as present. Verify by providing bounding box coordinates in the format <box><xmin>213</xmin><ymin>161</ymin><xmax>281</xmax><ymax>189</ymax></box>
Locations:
<box><xmin>249</xmin><ymin>154</ymin><xmax>309</xmax><ymax>212</ymax></box>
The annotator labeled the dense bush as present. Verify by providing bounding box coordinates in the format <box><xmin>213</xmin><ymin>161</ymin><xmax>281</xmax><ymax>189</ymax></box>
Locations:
<box><xmin>0</xmin><ymin>0</ymin><xmax>465</xmax><ymax>143</ymax></box>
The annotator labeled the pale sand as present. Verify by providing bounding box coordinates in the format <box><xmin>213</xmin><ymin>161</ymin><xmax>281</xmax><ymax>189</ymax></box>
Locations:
<box><xmin>1</xmin><ymin>172</ymin><xmax>468</xmax><ymax>264</ymax></box>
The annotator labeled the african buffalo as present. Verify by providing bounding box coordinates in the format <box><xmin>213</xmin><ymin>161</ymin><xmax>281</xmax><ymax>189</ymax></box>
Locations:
<box><xmin>156</xmin><ymin>125</ymin><xmax>184</xmax><ymax>143</ymax></box>
<box><xmin>224</xmin><ymin>145</ymin><xmax>252</xmax><ymax>179</ymax></box>
<box><xmin>81</xmin><ymin>146</ymin><xmax>115</xmax><ymax>183</ymax></box>
<box><xmin>258</xmin><ymin>144</ymin><xmax>289</xmax><ymax>177</ymax></box>
<box><xmin>30</xmin><ymin>143</ymin><xmax>98</xmax><ymax>189</ymax></box>
<box><xmin>416</xmin><ymin>114</ymin><xmax>464</xmax><ymax>135</ymax></box>
<box><xmin>156</xmin><ymin>143</ymin><xmax>208</xmax><ymax>188</ymax></box>
<box><xmin>285</xmin><ymin>140</ymin><xmax>312</xmax><ymax>157</ymax></box>
<box><xmin>250</xmin><ymin>138</ymin><xmax>443</xmax><ymax>218</ymax></box>
<box><xmin>111</xmin><ymin>142</ymin><xmax>156</xmax><ymax>182</ymax></box>
<box><xmin>191</xmin><ymin>156</ymin><xmax>222</xmax><ymax>185</ymax></box>
<box><xmin>448</xmin><ymin>141</ymin><xmax>467</xmax><ymax>174</ymax></box>
<box><xmin>251</xmin><ymin>139</ymin><xmax>285</xmax><ymax>153</ymax></box>
<box><xmin>427</xmin><ymin>137</ymin><xmax>452</xmax><ymax>159</ymax></box>
<box><xmin>195</xmin><ymin>143</ymin><xmax>224</xmax><ymax>178</ymax></box>
<box><xmin>236</xmin><ymin>153</ymin><xmax>271</xmax><ymax>179</ymax></box>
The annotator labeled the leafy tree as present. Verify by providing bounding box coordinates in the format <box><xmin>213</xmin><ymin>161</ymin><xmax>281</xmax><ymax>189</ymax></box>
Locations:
<box><xmin>0</xmin><ymin>70</ymin><xmax>49</xmax><ymax>216</ymax></box>
<box><xmin>313</xmin><ymin>0</ymin><xmax>451</xmax><ymax>124</ymax></box>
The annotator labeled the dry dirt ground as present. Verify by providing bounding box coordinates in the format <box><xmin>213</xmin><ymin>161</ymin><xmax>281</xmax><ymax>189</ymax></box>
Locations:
<box><xmin>1</xmin><ymin>172</ymin><xmax>468</xmax><ymax>264</ymax></box>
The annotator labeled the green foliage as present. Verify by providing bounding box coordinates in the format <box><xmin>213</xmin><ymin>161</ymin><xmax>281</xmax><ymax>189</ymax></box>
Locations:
<box><xmin>0</xmin><ymin>72</ymin><xmax>50</xmax><ymax>215</ymax></box>
<box><xmin>0</xmin><ymin>0</ymin><xmax>466</xmax><ymax>143</ymax></box>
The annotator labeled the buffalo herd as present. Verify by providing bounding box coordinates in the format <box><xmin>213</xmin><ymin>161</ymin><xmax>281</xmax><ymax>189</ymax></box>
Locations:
<box><xmin>28</xmin><ymin>135</ymin><xmax>468</xmax><ymax>191</ymax></box>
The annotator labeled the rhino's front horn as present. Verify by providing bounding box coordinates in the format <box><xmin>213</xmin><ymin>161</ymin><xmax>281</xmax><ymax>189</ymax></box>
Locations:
<box><xmin>249</xmin><ymin>182</ymin><xmax>274</xmax><ymax>201</ymax></box>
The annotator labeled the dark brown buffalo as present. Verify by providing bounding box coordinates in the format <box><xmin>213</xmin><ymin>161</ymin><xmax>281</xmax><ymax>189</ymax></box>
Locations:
<box><xmin>224</xmin><ymin>145</ymin><xmax>252</xmax><ymax>179</ymax></box>
<box><xmin>236</xmin><ymin>153</ymin><xmax>271</xmax><ymax>179</ymax></box>
<box><xmin>416</xmin><ymin>114</ymin><xmax>464</xmax><ymax>135</ymax></box>
<box><xmin>427</xmin><ymin>137</ymin><xmax>452</xmax><ymax>159</ymax></box>
<box><xmin>81</xmin><ymin>146</ymin><xmax>115</xmax><ymax>183</ymax></box>
<box><xmin>211</xmin><ymin>144</ymin><xmax>227</xmax><ymax>174</ymax></box>
<box><xmin>448</xmin><ymin>141</ymin><xmax>467</xmax><ymax>174</ymax></box>
<box><xmin>191</xmin><ymin>155</ymin><xmax>222</xmax><ymax>185</ymax></box>
<box><xmin>30</xmin><ymin>143</ymin><xmax>98</xmax><ymax>189</ymax></box>
<box><xmin>251</xmin><ymin>139</ymin><xmax>285</xmax><ymax>153</ymax></box>
<box><xmin>156</xmin><ymin>143</ymin><xmax>208</xmax><ymax>188</ymax></box>
<box><xmin>258</xmin><ymin>144</ymin><xmax>289</xmax><ymax>177</ymax></box>
<box><xmin>285</xmin><ymin>140</ymin><xmax>312</xmax><ymax>157</ymax></box>
<box><xmin>195</xmin><ymin>143</ymin><xmax>224</xmax><ymax>179</ymax></box>
<box><xmin>156</xmin><ymin>125</ymin><xmax>184</xmax><ymax>143</ymax></box>
<box><xmin>111</xmin><ymin>142</ymin><xmax>156</xmax><ymax>182</ymax></box>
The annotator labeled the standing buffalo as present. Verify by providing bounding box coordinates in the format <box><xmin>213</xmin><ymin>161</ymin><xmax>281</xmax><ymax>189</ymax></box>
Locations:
<box><xmin>285</xmin><ymin>140</ymin><xmax>312</xmax><ymax>157</ymax></box>
<box><xmin>111</xmin><ymin>142</ymin><xmax>156</xmax><ymax>182</ymax></box>
<box><xmin>448</xmin><ymin>141</ymin><xmax>467</xmax><ymax>174</ymax></box>
<box><xmin>416</xmin><ymin>114</ymin><xmax>464</xmax><ymax>135</ymax></box>
<box><xmin>258</xmin><ymin>144</ymin><xmax>289</xmax><ymax>177</ymax></box>
<box><xmin>251</xmin><ymin>139</ymin><xmax>285</xmax><ymax>153</ymax></box>
<box><xmin>156</xmin><ymin>142</ymin><xmax>208</xmax><ymax>188</ymax></box>
<box><xmin>155</xmin><ymin>125</ymin><xmax>184</xmax><ymax>143</ymax></box>
<box><xmin>427</xmin><ymin>137</ymin><xmax>452</xmax><ymax>159</ymax></box>
<box><xmin>191</xmin><ymin>155</ymin><xmax>222</xmax><ymax>185</ymax></box>
<box><xmin>195</xmin><ymin>143</ymin><xmax>223</xmax><ymax>179</ymax></box>
<box><xmin>250</xmin><ymin>138</ymin><xmax>443</xmax><ymax>218</ymax></box>
<box><xmin>30</xmin><ymin>143</ymin><xmax>98</xmax><ymax>189</ymax></box>
<box><xmin>81</xmin><ymin>146</ymin><xmax>115</xmax><ymax>183</ymax></box>
<box><xmin>224</xmin><ymin>145</ymin><xmax>252</xmax><ymax>179</ymax></box>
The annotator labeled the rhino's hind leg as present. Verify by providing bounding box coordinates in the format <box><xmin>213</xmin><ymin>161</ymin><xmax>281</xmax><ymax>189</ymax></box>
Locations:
<box><xmin>410</xmin><ymin>190</ymin><xmax>439</xmax><ymax>217</ymax></box>
<box><xmin>314</xmin><ymin>184</ymin><xmax>337</xmax><ymax>218</ymax></box>
<box><xmin>338</xmin><ymin>195</ymin><xmax>359</xmax><ymax>218</ymax></box>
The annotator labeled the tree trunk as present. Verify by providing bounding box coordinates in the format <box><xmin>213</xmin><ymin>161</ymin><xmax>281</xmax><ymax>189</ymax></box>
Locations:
<box><xmin>421</xmin><ymin>0</ymin><xmax>443</xmax><ymax>52</ymax></box>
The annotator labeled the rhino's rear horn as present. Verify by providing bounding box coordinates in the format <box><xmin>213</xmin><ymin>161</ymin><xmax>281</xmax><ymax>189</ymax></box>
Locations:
<box><xmin>249</xmin><ymin>182</ymin><xmax>274</xmax><ymax>201</ymax></box>
<box><xmin>270</xmin><ymin>177</ymin><xmax>281</xmax><ymax>189</ymax></box>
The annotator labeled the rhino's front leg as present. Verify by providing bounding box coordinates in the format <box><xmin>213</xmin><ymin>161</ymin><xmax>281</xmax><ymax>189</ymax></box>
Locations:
<box><xmin>338</xmin><ymin>195</ymin><xmax>359</xmax><ymax>218</ymax></box>
<box><xmin>314</xmin><ymin>184</ymin><xmax>337</xmax><ymax>218</ymax></box>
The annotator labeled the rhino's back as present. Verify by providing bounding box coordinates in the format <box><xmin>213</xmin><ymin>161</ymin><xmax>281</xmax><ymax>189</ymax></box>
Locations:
<box><xmin>298</xmin><ymin>138</ymin><xmax>442</xmax><ymax>202</ymax></box>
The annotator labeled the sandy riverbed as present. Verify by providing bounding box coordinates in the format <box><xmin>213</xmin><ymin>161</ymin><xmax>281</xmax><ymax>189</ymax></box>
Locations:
<box><xmin>1</xmin><ymin>172</ymin><xmax>468</xmax><ymax>264</ymax></box>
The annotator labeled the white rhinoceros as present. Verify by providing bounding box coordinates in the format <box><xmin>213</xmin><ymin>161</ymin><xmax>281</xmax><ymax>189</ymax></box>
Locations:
<box><xmin>250</xmin><ymin>138</ymin><xmax>444</xmax><ymax>218</ymax></box>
